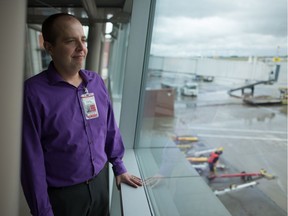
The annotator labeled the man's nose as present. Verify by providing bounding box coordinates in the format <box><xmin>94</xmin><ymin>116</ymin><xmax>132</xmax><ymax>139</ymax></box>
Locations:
<box><xmin>76</xmin><ymin>40</ymin><xmax>86</xmax><ymax>50</ymax></box>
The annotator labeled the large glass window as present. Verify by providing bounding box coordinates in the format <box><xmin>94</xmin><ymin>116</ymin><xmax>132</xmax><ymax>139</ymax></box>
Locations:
<box><xmin>108</xmin><ymin>23</ymin><xmax>131</xmax><ymax>122</ymax></box>
<box><xmin>136</xmin><ymin>0</ymin><xmax>287</xmax><ymax>215</ymax></box>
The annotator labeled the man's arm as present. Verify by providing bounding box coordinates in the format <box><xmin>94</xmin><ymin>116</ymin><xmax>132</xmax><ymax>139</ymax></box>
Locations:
<box><xmin>104</xmin><ymin>95</ymin><xmax>142</xmax><ymax>188</ymax></box>
<box><xmin>21</xmin><ymin>88</ymin><xmax>54</xmax><ymax>216</ymax></box>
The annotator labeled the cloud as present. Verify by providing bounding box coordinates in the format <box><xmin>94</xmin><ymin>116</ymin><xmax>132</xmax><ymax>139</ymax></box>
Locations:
<box><xmin>150</xmin><ymin>0</ymin><xmax>287</xmax><ymax>57</ymax></box>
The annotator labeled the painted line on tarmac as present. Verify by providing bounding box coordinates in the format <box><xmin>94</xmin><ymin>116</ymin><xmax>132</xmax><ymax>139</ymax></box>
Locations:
<box><xmin>197</xmin><ymin>133</ymin><xmax>287</xmax><ymax>142</ymax></box>
<box><xmin>185</xmin><ymin>126</ymin><xmax>286</xmax><ymax>134</ymax></box>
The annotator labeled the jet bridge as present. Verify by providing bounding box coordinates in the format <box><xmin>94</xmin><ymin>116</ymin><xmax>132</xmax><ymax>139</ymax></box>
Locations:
<box><xmin>228</xmin><ymin>80</ymin><xmax>272</xmax><ymax>98</ymax></box>
<box><xmin>228</xmin><ymin>65</ymin><xmax>282</xmax><ymax>105</ymax></box>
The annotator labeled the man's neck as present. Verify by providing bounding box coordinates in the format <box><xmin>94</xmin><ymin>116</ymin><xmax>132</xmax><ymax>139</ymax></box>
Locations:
<box><xmin>53</xmin><ymin>64</ymin><xmax>83</xmax><ymax>87</ymax></box>
<box><xmin>61</xmin><ymin>72</ymin><xmax>83</xmax><ymax>87</ymax></box>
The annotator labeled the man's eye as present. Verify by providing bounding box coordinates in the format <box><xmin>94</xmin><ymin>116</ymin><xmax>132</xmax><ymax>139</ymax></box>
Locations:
<box><xmin>66</xmin><ymin>40</ymin><xmax>75</xmax><ymax>43</ymax></box>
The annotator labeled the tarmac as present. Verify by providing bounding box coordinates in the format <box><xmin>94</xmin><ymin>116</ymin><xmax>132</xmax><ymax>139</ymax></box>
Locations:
<box><xmin>172</xmin><ymin>78</ymin><xmax>287</xmax><ymax>216</ymax></box>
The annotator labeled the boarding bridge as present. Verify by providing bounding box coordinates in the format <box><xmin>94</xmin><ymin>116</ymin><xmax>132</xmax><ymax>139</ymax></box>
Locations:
<box><xmin>149</xmin><ymin>56</ymin><xmax>287</xmax><ymax>105</ymax></box>
<box><xmin>148</xmin><ymin>56</ymin><xmax>287</xmax><ymax>85</ymax></box>
<box><xmin>228</xmin><ymin>64</ymin><xmax>281</xmax><ymax>98</ymax></box>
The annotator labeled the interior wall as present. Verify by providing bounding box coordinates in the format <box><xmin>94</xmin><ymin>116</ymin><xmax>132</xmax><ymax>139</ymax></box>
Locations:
<box><xmin>0</xmin><ymin>1</ymin><xmax>27</xmax><ymax>215</ymax></box>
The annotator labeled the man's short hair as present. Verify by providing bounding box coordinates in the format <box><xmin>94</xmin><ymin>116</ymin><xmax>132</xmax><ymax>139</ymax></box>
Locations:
<box><xmin>42</xmin><ymin>13</ymin><xmax>78</xmax><ymax>44</ymax></box>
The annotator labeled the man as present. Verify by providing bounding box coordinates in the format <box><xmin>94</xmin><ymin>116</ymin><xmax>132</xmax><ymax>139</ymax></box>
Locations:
<box><xmin>207</xmin><ymin>147</ymin><xmax>223</xmax><ymax>177</ymax></box>
<box><xmin>21</xmin><ymin>13</ymin><xmax>142</xmax><ymax>216</ymax></box>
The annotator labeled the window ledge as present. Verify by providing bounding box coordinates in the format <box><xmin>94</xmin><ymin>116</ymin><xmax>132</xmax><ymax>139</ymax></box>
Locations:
<box><xmin>121</xmin><ymin>149</ymin><xmax>151</xmax><ymax>216</ymax></box>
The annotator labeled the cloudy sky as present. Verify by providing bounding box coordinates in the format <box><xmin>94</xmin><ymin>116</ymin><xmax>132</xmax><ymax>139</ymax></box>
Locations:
<box><xmin>150</xmin><ymin>0</ymin><xmax>287</xmax><ymax>57</ymax></box>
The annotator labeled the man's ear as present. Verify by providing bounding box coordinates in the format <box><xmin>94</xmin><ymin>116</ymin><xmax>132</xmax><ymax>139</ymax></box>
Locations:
<box><xmin>43</xmin><ymin>41</ymin><xmax>53</xmax><ymax>56</ymax></box>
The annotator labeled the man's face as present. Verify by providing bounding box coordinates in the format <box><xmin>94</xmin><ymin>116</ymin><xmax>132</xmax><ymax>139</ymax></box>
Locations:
<box><xmin>45</xmin><ymin>17</ymin><xmax>88</xmax><ymax>74</ymax></box>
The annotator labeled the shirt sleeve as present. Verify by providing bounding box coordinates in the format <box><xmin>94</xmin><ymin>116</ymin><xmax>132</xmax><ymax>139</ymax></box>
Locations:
<box><xmin>21</xmin><ymin>85</ymin><xmax>54</xmax><ymax>216</ymax></box>
<box><xmin>104</xmin><ymin>96</ymin><xmax>127</xmax><ymax>176</ymax></box>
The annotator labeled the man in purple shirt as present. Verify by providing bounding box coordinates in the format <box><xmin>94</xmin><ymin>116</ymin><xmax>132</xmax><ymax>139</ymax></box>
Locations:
<box><xmin>21</xmin><ymin>13</ymin><xmax>142</xmax><ymax>216</ymax></box>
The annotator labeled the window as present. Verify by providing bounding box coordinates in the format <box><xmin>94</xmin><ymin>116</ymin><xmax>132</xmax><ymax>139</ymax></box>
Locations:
<box><xmin>40</xmin><ymin>49</ymin><xmax>51</xmax><ymax>69</ymax></box>
<box><xmin>134</xmin><ymin>0</ymin><xmax>287</xmax><ymax>215</ymax></box>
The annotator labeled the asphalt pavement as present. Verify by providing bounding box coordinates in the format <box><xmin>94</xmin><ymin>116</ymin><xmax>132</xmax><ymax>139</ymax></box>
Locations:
<box><xmin>172</xmin><ymin>78</ymin><xmax>287</xmax><ymax>216</ymax></box>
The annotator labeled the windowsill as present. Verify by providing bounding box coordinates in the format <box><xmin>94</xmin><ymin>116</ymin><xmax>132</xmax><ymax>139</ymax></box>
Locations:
<box><xmin>120</xmin><ymin>149</ymin><xmax>231</xmax><ymax>216</ymax></box>
<box><xmin>121</xmin><ymin>149</ymin><xmax>151</xmax><ymax>215</ymax></box>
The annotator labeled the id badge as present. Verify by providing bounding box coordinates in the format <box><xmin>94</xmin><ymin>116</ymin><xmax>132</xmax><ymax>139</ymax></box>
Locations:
<box><xmin>81</xmin><ymin>93</ymin><xmax>99</xmax><ymax>119</ymax></box>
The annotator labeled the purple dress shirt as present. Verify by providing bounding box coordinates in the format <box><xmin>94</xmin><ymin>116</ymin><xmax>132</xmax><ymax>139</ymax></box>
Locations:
<box><xmin>21</xmin><ymin>62</ymin><xmax>127</xmax><ymax>216</ymax></box>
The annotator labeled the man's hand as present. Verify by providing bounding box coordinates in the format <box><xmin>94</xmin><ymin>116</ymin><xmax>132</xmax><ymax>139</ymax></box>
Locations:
<box><xmin>116</xmin><ymin>172</ymin><xmax>142</xmax><ymax>188</ymax></box>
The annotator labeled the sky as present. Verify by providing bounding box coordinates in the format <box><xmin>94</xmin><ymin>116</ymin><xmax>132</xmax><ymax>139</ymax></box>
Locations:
<box><xmin>150</xmin><ymin>0</ymin><xmax>287</xmax><ymax>57</ymax></box>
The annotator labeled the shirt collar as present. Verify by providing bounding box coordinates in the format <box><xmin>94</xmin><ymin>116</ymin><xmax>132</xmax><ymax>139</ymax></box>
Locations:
<box><xmin>46</xmin><ymin>61</ymin><xmax>92</xmax><ymax>86</ymax></box>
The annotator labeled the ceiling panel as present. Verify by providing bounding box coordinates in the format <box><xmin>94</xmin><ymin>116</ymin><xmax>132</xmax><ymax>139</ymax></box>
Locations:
<box><xmin>27</xmin><ymin>0</ymin><xmax>126</xmax><ymax>8</ymax></box>
<box><xmin>27</xmin><ymin>0</ymin><xmax>83</xmax><ymax>8</ymax></box>
<box><xmin>27</xmin><ymin>0</ymin><xmax>132</xmax><ymax>24</ymax></box>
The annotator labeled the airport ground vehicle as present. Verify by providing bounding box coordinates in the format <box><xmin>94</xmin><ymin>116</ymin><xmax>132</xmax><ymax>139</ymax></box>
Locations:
<box><xmin>208</xmin><ymin>169</ymin><xmax>275</xmax><ymax>181</ymax></box>
<box><xmin>203</xmin><ymin>76</ymin><xmax>214</xmax><ymax>82</ymax></box>
<box><xmin>181</xmin><ymin>82</ymin><xmax>198</xmax><ymax>96</ymax></box>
